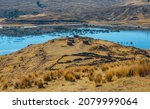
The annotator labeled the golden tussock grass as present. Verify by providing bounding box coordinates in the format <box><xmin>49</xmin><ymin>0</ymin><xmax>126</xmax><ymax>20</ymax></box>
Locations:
<box><xmin>50</xmin><ymin>71</ymin><xmax>62</xmax><ymax>80</ymax></box>
<box><xmin>43</xmin><ymin>70</ymin><xmax>63</xmax><ymax>82</ymax></box>
<box><xmin>43</xmin><ymin>74</ymin><xmax>52</xmax><ymax>82</ymax></box>
<box><xmin>37</xmin><ymin>80</ymin><xmax>45</xmax><ymax>89</ymax></box>
<box><xmin>14</xmin><ymin>76</ymin><xmax>33</xmax><ymax>89</ymax></box>
<box><xmin>105</xmin><ymin>72</ymin><xmax>114</xmax><ymax>82</ymax></box>
<box><xmin>94</xmin><ymin>74</ymin><xmax>102</xmax><ymax>87</ymax></box>
<box><xmin>2</xmin><ymin>82</ymin><xmax>8</xmax><ymax>90</ymax></box>
<box><xmin>0</xmin><ymin>75</ymin><xmax>3</xmax><ymax>81</ymax></box>
<box><xmin>0</xmin><ymin>77</ymin><xmax>10</xmax><ymax>90</ymax></box>
<box><xmin>1</xmin><ymin>59</ymin><xmax>150</xmax><ymax>90</ymax></box>
<box><xmin>74</xmin><ymin>73</ymin><xmax>81</xmax><ymax>80</ymax></box>
<box><xmin>88</xmin><ymin>72</ymin><xmax>95</xmax><ymax>81</ymax></box>
<box><xmin>28</xmin><ymin>74</ymin><xmax>37</xmax><ymax>79</ymax></box>
<box><xmin>104</xmin><ymin>60</ymin><xmax>150</xmax><ymax>82</ymax></box>
<box><xmin>64</xmin><ymin>71</ymin><xmax>76</xmax><ymax>82</ymax></box>
<box><xmin>81</xmin><ymin>66</ymin><xmax>97</xmax><ymax>73</ymax></box>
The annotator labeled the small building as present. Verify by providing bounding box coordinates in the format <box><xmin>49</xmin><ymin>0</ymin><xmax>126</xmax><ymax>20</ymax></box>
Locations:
<box><xmin>67</xmin><ymin>41</ymin><xmax>74</xmax><ymax>46</ymax></box>
<box><xmin>68</xmin><ymin>37</ymin><xmax>75</xmax><ymax>43</ymax></box>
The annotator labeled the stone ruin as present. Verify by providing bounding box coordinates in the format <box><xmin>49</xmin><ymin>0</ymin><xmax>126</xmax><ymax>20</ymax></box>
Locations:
<box><xmin>67</xmin><ymin>37</ymin><xmax>75</xmax><ymax>46</ymax></box>
<box><xmin>82</xmin><ymin>38</ymin><xmax>91</xmax><ymax>45</ymax></box>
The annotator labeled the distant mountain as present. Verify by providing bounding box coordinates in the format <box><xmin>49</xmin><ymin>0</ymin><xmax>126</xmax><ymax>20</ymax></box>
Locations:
<box><xmin>0</xmin><ymin>0</ymin><xmax>148</xmax><ymax>11</ymax></box>
<box><xmin>0</xmin><ymin>0</ymin><xmax>149</xmax><ymax>21</ymax></box>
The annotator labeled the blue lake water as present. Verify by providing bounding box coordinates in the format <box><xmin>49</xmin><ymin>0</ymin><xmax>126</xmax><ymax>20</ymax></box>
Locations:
<box><xmin>0</xmin><ymin>28</ymin><xmax>150</xmax><ymax>55</ymax></box>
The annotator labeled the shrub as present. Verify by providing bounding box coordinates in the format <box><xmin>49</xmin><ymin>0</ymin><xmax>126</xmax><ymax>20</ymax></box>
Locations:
<box><xmin>43</xmin><ymin>74</ymin><xmax>52</xmax><ymax>81</ymax></box>
<box><xmin>115</xmin><ymin>66</ymin><xmax>129</xmax><ymax>78</ymax></box>
<box><xmin>101</xmin><ymin>65</ymin><xmax>109</xmax><ymax>71</ymax></box>
<box><xmin>82</xmin><ymin>67</ymin><xmax>95</xmax><ymax>73</ymax></box>
<box><xmin>2</xmin><ymin>83</ymin><xmax>8</xmax><ymax>90</ymax></box>
<box><xmin>125</xmin><ymin>62</ymin><xmax>150</xmax><ymax>77</ymax></box>
<box><xmin>34</xmin><ymin>80</ymin><xmax>38</xmax><ymax>86</ymax></box>
<box><xmin>74</xmin><ymin>73</ymin><xmax>81</xmax><ymax>80</ymax></box>
<box><xmin>82</xmin><ymin>67</ymin><xmax>89</xmax><ymax>73</ymax></box>
<box><xmin>88</xmin><ymin>67</ymin><xmax>95</xmax><ymax>73</ymax></box>
<box><xmin>126</xmin><ymin>68</ymin><xmax>135</xmax><ymax>77</ymax></box>
<box><xmin>37</xmin><ymin>81</ymin><xmax>45</xmax><ymax>89</ymax></box>
<box><xmin>14</xmin><ymin>82</ymin><xmax>20</xmax><ymax>89</ymax></box>
<box><xmin>64</xmin><ymin>72</ymin><xmax>76</xmax><ymax>82</ymax></box>
<box><xmin>28</xmin><ymin>74</ymin><xmax>36</xmax><ymax>79</ymax></box>
<box><xmin>14</xmin><ymin>77</ymin><xmax>32</xmax><ymax>89</ymax></box>
<box><xmin>88</xmin><ymin>72</ymin><xmax>95</xmax><ymax>81</ymax></box>
<box><xmin>105</xmin><ymin>72</ymin><xmax>113</xmax><ymax>82</ymax></box>
<box><xmin>103</xmin><ymin>60</ymin><xmax>150</xmax><ymax>81</ymax></box>
<box><xmin>94</xmin><ymin>74</ymin><xmax>102</xmax><ymax>87</ymax></box>
<box><xmin>51</xmin><ymin>72</ymin><xmax>58</xmax><ymax>80</ymax></box>
<box><xmin>21</xmin><ymin>77</ymin><xmax>32</xmax><ymax>89</ymax></box>
<box><xmin>56</xmin><ymin>70</ymin><xmax>63</xmax><ymax>79</ymax></box>
<box><xmin>137</xmin><ymin>65</ymin><xmax>150</xmax><ymax>77</ymax></box>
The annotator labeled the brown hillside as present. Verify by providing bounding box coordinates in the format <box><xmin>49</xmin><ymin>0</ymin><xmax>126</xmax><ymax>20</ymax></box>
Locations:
<box><xmin>0</xmin><ymin>37</ymin><xmax>150</xmax><ymax>92</ymax></box>
<box><xmin>0</xmin><ymin>0</ymin><xmax>149</xmax><ymax>22</ymax></box>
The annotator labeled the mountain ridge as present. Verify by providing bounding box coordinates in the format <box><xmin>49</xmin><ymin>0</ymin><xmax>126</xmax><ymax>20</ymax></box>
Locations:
<box><xmin>0</xmin><ymin>0</ymin><xmax>148</xmax><ymax>15</ymax></box>
<box><xmin>0</xmin><ymin>0</ymin><xmax>150</xmax><ymax>30</ymax></box>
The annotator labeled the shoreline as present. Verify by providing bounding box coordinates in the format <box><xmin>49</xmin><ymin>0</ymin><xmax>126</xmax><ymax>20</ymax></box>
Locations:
<box><xmin>0</xmin><ymin>35</ymin><xmax>150</xmax><ymax>56</ymax></box>
<box><xmin>0</xmin><ymin>23</ymin><xmax>150</xmax><ymax>37</ymax></box>
<box><xmin>96</xmin><ymin>25</ymin><xmax>150</xmax><ymax>31</ymax></box>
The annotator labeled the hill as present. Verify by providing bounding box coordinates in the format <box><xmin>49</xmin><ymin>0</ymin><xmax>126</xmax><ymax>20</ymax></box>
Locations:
<box><xmin>0</xmin><ymin>37</ymin><xmax>150</xmax><ymax>91</ymax></box>
<box><xmin>0</xmin><ymin>0</ymin><xmax>149</xmax><ymax>20</ymax></box>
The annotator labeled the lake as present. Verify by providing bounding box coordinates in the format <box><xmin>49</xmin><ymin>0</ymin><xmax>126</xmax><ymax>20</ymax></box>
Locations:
<box><xmin>0</xmin><ymin>28</ymin><xmax>150</xmax><ymax>55</ymax></box>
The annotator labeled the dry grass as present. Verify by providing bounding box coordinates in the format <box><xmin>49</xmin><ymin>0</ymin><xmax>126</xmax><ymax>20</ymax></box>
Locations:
<box><xmin>43</xmin><ymin>74</ymin><xmax>52</xmax><ymax>82</ymax></box>
<box><xmin>81</xmin><ymin>66</ymin><xmax>97</xmax><ymax>73</ymax></box>
<box><xmin>14</xmin><ymin>76</ymin><xmax>32</xmax><ymax>89</ymax></box>
<box><xmin>0</xmin><ymin>37</ymin><xmax>150</xmax><ymax>92</ymax></box>
<box><xmin>94</xmin><ymin>74</ymin><xmax>102</xmax><ymax>87</ymax></box>
<box><xmin>104</xmin><ymin>60</ymin><xmax>150</xmax><ymax>82</ymax></box>
<box><xmin>88</xmin><ymin>72</ymin><xmax>95</xmax><ymax>81</ymax></box>
<box><xmin>2</xmin><ymin>83</ymin><xmax>8</xmax><ymax>90</ymax></box>
<box><xmin>1</xmin><ymin>59</ymin><xmax>150</xmax><ymax>91</ymax></box>
<box><xmin>37</xmin><ymin>80</ymin><xmax>45</xmax><ymax>89</ymax></box>
<box><xmin>0</xmin><ymin>77</ymin><xmax>12</xmax><ymax>90</ymax></box>
<box><xmin>105</xmin><ymin>72</ymin><xmax>113</xmax><ymax>82</ymax></box>
<box><xmin>74</xmin><ymin>73</ymin><xmax>81</xmax><ymax>80</ymax></box>
<box><xmin>64</xmin><ymin>71</ymin><xmax>76</xmax><ymax>82</ymax></box>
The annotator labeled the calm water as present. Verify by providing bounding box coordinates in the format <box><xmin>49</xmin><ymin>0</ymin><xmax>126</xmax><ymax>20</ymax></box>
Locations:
<box><xmin>0</xmin><ymin>28</ymin><xmax>150</xmax><ymax>55</ymax></box>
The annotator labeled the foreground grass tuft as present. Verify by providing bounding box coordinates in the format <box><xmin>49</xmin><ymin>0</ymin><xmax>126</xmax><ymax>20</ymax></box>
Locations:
<box><xmin>64</xmin><ymin>72</ymin><xmax>76</xmax><ymax>82</ymax></box>
<box><xmin>94</xmin><ymin>74</ymin><xmax>102</xmax><ymax>87</ymax></box>
<box><xmin>104</xmin><ymin>60</ymin><xmax>150</xmax><ymax>82</ymax></box>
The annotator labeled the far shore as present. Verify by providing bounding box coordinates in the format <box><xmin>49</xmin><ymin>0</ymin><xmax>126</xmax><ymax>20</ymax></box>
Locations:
<box><xmin>0</xmin><ymin>22</ymin><xmax>150</xmax><ymax>36</ymax></box>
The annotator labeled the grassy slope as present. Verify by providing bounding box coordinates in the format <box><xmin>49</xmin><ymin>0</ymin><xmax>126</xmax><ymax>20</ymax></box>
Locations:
<box><xmin>0</xmin><ymin>37</ymin><xmax>150</xmax><ymax>92</ymax></box>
